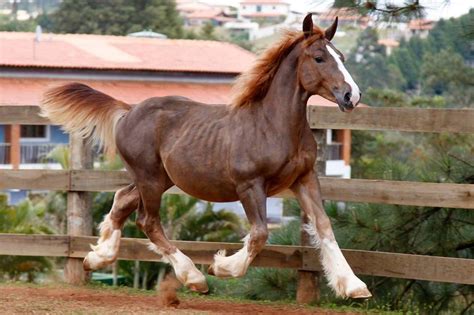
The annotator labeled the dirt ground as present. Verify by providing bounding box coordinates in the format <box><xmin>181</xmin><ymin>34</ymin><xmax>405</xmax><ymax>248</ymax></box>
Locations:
<box><xmin>0</xmin><ymin>283</ymin><xmax>357</xmax><ymax>315</ymax></box>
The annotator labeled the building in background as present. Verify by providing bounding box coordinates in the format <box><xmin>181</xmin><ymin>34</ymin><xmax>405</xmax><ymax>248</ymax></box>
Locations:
<box><xmin>239</xmin><ymin>0</ymin><xmax>290</xmax><ymax>23</ymax></box>
<box><xmin>408</xmin><ymin>19</ymin><xmax>434</xmax><ymax>38</ymax></box>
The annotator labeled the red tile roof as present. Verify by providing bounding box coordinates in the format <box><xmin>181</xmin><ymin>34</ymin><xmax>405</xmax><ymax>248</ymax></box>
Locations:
<box><xmin>0</xmin><ymin>78</ymin><xmax>341</xmax><ymax>107</ymax></box>
<box><xmin>408</xmin><ymin>19</ymin><xmax>434</xmax><ymax>31</ymax></box>
<box><xmin>0</xmin><ymin>32</ymin><xmax>255</xmax><ymax>74</ymax></box>
<box><xmin>186</xmin><ymin>8</ymin><xmax>223</xmax><ymax>19</ymax></box>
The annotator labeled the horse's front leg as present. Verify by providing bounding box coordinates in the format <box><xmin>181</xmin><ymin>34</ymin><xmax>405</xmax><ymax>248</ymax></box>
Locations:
<box><xmin>208</xmin><ymin>179</ymin><xmax>268</xmax><ymax>278</ymax></box>
<box><xmin>291</xmin><ymin>171</ymin><xmax>371</xmax><ymax>299</ymax></box>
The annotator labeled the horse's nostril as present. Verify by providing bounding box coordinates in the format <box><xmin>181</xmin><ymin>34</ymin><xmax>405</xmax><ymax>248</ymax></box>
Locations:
<box><xmin>344</xmin><ymin>92</ymin><xmax>351</xmax><ymax>103</ymax></box>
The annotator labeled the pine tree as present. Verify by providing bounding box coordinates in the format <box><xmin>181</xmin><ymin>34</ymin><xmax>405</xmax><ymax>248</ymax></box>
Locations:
<box><xmin>41</xmin><ymin>0</ymin><xmax>184</xmax><ymax>38</ymax></box>
<box><xmin>346</xmin><ymin>27</ymin><xmax>405</xmax><ymax>91</ymax></box>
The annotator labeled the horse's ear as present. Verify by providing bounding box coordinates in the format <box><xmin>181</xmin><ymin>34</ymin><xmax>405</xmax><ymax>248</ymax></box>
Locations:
<box><xmin>302</xmin><ymin>13</ymin><xmax>313</xmax><ymax>38</ymax></box>
<box><xmin>325</xmin><ymin>16</ymin><xmax>338</xmax><ymax>41</ymax></box>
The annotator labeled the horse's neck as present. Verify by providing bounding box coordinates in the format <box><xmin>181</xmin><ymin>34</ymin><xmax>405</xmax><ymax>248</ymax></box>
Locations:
<box><xmin>260</xmin><ymin>45</ymin><xmax>310</xmax><ymax>139</ymax></box>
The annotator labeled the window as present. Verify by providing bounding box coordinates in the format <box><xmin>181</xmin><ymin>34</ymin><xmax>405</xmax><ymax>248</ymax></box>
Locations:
<box><xmin>256</xmin><ymin>5</ymin><xmax>262</xmax><ymax>12</ymax></box>
<box><xmin>21</xmin><ymin>125</ymin><xmax>48</xmax><ymax>141</ymax></box>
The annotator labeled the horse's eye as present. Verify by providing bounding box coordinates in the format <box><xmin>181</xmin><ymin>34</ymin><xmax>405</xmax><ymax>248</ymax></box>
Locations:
<box><xmin>314</xmin><ymin>57</ymin><xmax>324</xmax><ymax>63</ymax></box>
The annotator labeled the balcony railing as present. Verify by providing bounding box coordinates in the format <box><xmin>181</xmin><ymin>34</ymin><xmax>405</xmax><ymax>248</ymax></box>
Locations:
<box><xmin>0</xmin><ymin>143</ymin><xmax>102</xmax><ymax>165</ymax></box>
<box><xmin>0</xmin><ymin>143</ymin><xmax>10</xmax><ymax>164</ymax></box>
<box><xmin>21</xmin><ymin>144</ymin><xmax>66</xmax><ymax>164</ymax></box>
<box><xmin>326</xmin><ymin>142</ymin><xmax>342</xmax><ymax>160</ymax></box>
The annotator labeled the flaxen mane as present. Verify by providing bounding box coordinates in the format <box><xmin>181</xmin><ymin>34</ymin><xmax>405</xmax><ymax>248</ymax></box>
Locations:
<box><xmin>231</xmin><ymin>27</ymin><xmax>324</xmax><ymax>108</ymax></box>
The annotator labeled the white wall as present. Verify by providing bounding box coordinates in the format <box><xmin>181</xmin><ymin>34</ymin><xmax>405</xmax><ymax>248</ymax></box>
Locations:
<box><xmin>240</xmin><ymin>3</ymin><xmax>289</xmax><ymax>15</ymax></box>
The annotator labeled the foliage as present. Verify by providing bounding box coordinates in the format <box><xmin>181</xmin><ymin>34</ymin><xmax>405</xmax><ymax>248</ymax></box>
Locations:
<box><xmin>331</xmin><ymin>0</ymin><xmax>425</xmax><ymax>21</ymax></box>
<box><xmin>177</xmin><ymin>203</ymin><xmax>245</xmax><ymax>242</ymax></box>
<box><xmin>0</xmin><ymin>196</ymin><xmax>54</xmax><ymax>282</ymax></box>
<box><xmin>45</xmin><ymin>145</ymin><xmax>69</xmax><ymax>169</ymax></box>
<box><xmin>345</xmin><ymin>115</ymin><xmax>474</xmax><ymax>313</ymax></box>
<box><xmin>421</xmin><ymin>49</ymin><xmax>474</xmax><ymax>107</ymax></box>
<box><xmin>346</xmin><ymin>27</ymin><xmax>405</xmax><ymax>91</ymax></box>
<box><xmin>387</xmin><ymin>9</ymin><xmax>474</xmax><ymax>96</ymax></box>
<box><xmin>0</xmin><ymin>14</ymin><xmax>36</xmax><ymax>32</ymax></box>
<box><xmin>38</xmin><ymin>0</ymin><xmax>184</xmax><ymax>38</ymax></box>
<box><xmin>200</xmin><ymin>22</ymin><xmax>217</xmax><ymax>41</ymax></box>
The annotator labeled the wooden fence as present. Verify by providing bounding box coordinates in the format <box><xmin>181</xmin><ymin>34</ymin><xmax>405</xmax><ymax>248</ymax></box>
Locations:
<box><xmin>0</xmin><ymin>105</ymin><xmax>473</xmax><ymax>302</ymax></box>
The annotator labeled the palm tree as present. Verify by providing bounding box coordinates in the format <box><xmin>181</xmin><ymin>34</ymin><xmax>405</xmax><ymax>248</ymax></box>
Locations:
<box><xmin>0</xmin><ymin>196</ymin><xmax>54</xmax><ymax>281</ymax></box>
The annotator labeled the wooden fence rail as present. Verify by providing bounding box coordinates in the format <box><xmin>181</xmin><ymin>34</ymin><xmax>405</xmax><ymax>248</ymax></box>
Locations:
<box><xmin>2</xmin><ymin>105</ymin><xmax>474</xmax><ymax>133</ymax></box>
<box><xmin>1</xmin><ymin>234</ymin><xmax>473</xmax><ymax>285</ymax></box>
<box><xmin>1</xmin><ymin>170</ymin><xmax>473</xmax><ymax>209</ymax></box>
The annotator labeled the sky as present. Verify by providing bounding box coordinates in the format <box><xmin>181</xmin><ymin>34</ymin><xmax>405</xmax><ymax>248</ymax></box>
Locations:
<box><xmin>208</xmin><ymin>0</ymin><xmax>473</xmax><ymax>20</ymax></box>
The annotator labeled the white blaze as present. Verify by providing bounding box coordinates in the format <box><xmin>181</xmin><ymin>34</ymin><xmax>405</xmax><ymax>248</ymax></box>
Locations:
<box><xmin>326</xmin><ymin>45</ymin><xmax>361</xmax><ymax>105</ymax></box>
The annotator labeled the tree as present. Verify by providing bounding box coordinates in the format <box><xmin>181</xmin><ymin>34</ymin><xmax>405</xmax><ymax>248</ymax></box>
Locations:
<box><xmin>329</xmin><ymin>0</ymin><xmax>430</xmax><ymax>21</ymax></box>
<box><xmin>421</xmin><ymin>49</ymin><xmax>474</xmax><ymax>107</ymax></box>
<box><xmin>200</xmin><ymin>21</ymin><xmax>217</xmax><ymax>41</ymax></box>
<box><xmin>346</xmin><ymin>27</ymin><xmax>405</xmax><ymax>91</ymax></box>
<box><xmin>0</xmin><ymin>14</ymin><xmax>36</xmax><ymax>32</ymax></box>
<box><xmin>41</xmin><ymin>0</ymin><xmax>184</xmax><ymax>38</ymax></box>
<box><xmin>0</xmin><ymin>196</ymin><xmax>54</xmax><ymax>282</ymax></box>
<box><xmin>177</xmin><ymin>202</ymin><xmax>244</xmax><ymax>242</ymax></box>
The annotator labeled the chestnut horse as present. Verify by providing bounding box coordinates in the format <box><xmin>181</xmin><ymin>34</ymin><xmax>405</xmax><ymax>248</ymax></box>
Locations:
<box><xmin>41</xmin><ymin>14</ymin><xmax>370</xmax><ymax>298</ymax></box>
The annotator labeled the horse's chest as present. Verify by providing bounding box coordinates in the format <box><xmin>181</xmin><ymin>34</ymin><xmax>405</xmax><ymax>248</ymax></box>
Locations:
<box><xmin>266</xmin><ymin>152</ymin><xmax>314</xmax><ymax>195</ymax></box>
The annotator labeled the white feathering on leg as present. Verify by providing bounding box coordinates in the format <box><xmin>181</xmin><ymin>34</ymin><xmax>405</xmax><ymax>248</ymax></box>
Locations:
<box><xmin>304</xmin><ymin>218</ymin><xmax>369</xmax><ymax>298</ymax></box>
<box><xmin>147</xmin><ymin>242</ymin><xmax>170</xmax><ymax>263</ymax></box>
<box><xmin>84</xmin><ymin>214</ymin><xmax>121</xmax><ymax>270</ymax></box>
<box><xmin>211</xmin><ymin>234</ymin><xmax>251</xmax><ymax>278</ymax></box>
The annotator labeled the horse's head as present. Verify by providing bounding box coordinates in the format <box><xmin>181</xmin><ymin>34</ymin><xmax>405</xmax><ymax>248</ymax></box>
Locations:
<box><xmin>298</xmin><ymin>14</ymin><xmax>361</xmax><ymax>112</ymax></box>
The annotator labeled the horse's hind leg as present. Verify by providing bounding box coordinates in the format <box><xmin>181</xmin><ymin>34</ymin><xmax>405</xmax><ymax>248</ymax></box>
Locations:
<box><xmin>208</xmin><ymin>179</ymin><xmax>268</xmax><ymax>278</ymax></box>
<box><xmin>135</xmin><ymin>173</ymin><xmax>208</xmax><ymax>293</ymax></box>
<box><xmin>83</xmin><ymin>184</ymin><xmax>139</xmax><ymax>271</ymax></box>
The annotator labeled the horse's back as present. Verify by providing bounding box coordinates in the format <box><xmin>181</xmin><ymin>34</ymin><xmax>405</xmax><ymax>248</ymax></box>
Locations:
<box><xmin>115</xmin><ymin>96</ymin><xmax>234</xmax><ymax>193</ymax></box>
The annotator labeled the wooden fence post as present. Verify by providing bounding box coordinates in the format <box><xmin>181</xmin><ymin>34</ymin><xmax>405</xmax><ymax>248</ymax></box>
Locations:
<box><xmin>296</xmin><ymin>129</ymin><xmax>326</xmax><ymax>303</ymax></box>
<box><xmin>64</xmin><ymin>134</ymin><xmax>93</xmax><ymax>284</ymax></box>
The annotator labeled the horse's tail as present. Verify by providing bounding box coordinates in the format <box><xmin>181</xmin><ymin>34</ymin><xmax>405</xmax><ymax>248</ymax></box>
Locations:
<box><xmin>41</xmin><ymin>83</ymin><xmax>131</xmax><ymax>153</ymax></box>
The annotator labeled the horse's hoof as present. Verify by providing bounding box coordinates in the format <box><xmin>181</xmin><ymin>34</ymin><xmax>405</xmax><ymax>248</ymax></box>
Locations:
<box><xmin>188</xmin><ymin>281</ymin><xmax>209</xmax><ymax>294</ymax></box>
<box><xmin>348</xmin><ymin>287</ymin><xmax>372</xmax><ymax>299</ymax></box>
<box><xmin>83</xmin><ymin>256</ymin><xmax>93</xmax><ymax>271</ymax></box>
<box><xmin>83</xmin><ymin>250</ymin><xmax>112</xmax><ymax>271</ymax></box>
<box><xmin>207</xmin><ymin>264</ymin><xmax>215</xmax><ymax>276</ymax></box>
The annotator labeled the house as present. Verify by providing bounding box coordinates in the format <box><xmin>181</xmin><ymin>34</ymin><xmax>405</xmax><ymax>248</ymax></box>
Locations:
<box><xmin>0</xmin><ymin>31</ymin><xmax>354</xmax><ymax>207</ymax></box>
<box><xmin>408</xmin><ymin>19</ymin><xmax>434</xmax><ymax>38</ymax></box>
<box><xmin>378</xmin><ymin>38</ymin><xmax>399</xmax><ymax>55</ymax></box>
<box><xmin>239</xmin><ymin>0</ymin><xmax>290</xmax><ymax>23</ymax></box>
<box><xmin>176</xmin><ymin>0</ymin><xmax>237</xmax><ymax>27</ymax></box>
<box><xmin>314</xmin><ymin>8</ymin><xmax>370</xmax><ymax>28</ymax></box>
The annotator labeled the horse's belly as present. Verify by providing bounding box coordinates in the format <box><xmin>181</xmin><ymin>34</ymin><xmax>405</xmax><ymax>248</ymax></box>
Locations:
<box><xmin>163</xmin><ymin>158</ymin><xmax>238</xmax><ymax>202</ymax></box>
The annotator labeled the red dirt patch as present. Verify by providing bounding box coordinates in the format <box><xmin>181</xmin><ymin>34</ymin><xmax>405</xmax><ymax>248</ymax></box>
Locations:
<box><xmin>0</xmin><ymin>284</ymin><xmax>354</xmax><ymax>314</ymax></box>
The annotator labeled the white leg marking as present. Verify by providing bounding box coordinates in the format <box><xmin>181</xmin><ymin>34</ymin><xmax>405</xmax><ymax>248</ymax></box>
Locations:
<box><xmin>84</xmin><ymin>214</ymin><xmax>121</xmax><ymax>270</ymax></box>
<box><xmin>148</xmin><ymin>243</ymin><xmax>208</xmax><ymax>292</ymax></box>
<box><xmin>304</xmin><ymin>220</ymin><xmax>370</xmax><ymax>298</ymax></box>
<box><xmin>210</xmin><ymin>234</ymin><xmax>251</xmax><ymax>278</ymax></box>
<box><xmin>326</xmin><ymin>45</ymin><xmax>361</xmax><ymax>105</ymax></box>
